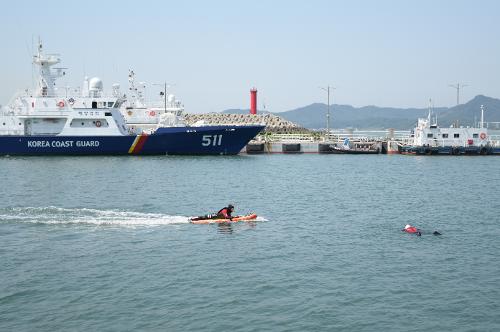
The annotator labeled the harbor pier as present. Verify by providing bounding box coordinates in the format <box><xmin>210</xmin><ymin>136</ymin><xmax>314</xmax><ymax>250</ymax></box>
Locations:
<box><xmin>184</xmin><ymin>113</ymin><xmax>500</xmax><ymax>155</ymax></box>
<box><xmin>243</xmin><ymin>131</ymin><xmax>406</xmax><ymax>154</ymax></box>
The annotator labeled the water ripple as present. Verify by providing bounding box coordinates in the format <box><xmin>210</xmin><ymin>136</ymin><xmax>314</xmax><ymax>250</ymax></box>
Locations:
<box><xmin>0</xmin><ymin>155</ymin><xmax>499</xmax><ymax>331</ymax></box>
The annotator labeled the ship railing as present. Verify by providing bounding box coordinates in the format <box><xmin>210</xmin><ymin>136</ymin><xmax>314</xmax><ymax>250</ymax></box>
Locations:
<box><xmin>326</xmin><ymin>134</ymin><xmax>380</xmax><ymax>142</ymax></box>
<box><xmin>488</xmin><ymin>135</ymin><xmax>500</xmax><ymax>147</ymax></box>
<box><xmin>264</xmin><ymin>133</ymin><xmax>316</xmax><ymax>142</ymax></box>
<box><xmin>261</xmin><ymin>130</ymin><xmax>412</xmax><ymax>143</ymax></box>
<box><xmin>327</xmin><ymin>129</ymin><xmax>411</xmax><ymax>140</ymax></box>
<box><xmin>0</xmin><ymin>129</ymin><xmax>24</xmax><ymax>135</ymax></box>
<box><xmin>148</xmin><ymin>101</ymin><xmax>184</xmax><ymax>110</ymax></box>
<box><xmin>7</xmin><ymin>88</ymin><xmax>122</xmax><ymax>100</ymax></box>
<box><xmin>423</xmin><ymin>138</ymin><xmax>496</xmax><ymax>147</ymax></box>
<box><xmin>5</xmin><ymin>90</ymin><xmax>31</xmax><ymax>109</ymax></box>
<box><xmin>326</xmin><ymin>130</ymin><xmax>411</xmax><ymax>142</ymax></box>
<box><xmin>3</xmin><ymin>107</ymin><xmax>71</xmax><ymax>117</ymax></box>
<box><xmin>479</xmin><ymin>122</ymin><xmax>500</xmax><ymax>130</ymax></box>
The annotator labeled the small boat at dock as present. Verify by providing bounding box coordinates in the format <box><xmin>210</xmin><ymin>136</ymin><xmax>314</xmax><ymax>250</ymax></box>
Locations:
<box><xmin>399</xmin><ymin>105</ymin><xmax>500</xmax><ymax>155</ymax></box>
<box><xmin>330</xmin><ymin>138</ymin><xmax>381</xmax><ymax>154</ymax></box>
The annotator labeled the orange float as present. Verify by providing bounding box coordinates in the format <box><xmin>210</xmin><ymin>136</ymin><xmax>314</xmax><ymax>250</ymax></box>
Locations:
<box><xmin>190</xmin><ymin>213</ymin><xmax>258</xmax><ymax>224</ymax></box>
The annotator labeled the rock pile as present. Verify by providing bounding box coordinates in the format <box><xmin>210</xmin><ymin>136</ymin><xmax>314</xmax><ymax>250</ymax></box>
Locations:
<box><xmin>184</xmin><ymin>113</ymin><xmax>308</xmax><ymax>134</ymax></box>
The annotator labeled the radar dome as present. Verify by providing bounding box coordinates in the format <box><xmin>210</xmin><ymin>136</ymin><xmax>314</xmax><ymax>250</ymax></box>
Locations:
<box><xmin>89</xmin><ymin>77</ymin><xmax>103</xmax><ymax>91</ymax></box>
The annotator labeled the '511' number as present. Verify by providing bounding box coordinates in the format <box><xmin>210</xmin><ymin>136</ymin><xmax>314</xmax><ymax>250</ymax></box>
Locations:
<box><xmin>202</xmin><ymin>134</ymin><xmax>223</xmax><ymax>146</ymax></box>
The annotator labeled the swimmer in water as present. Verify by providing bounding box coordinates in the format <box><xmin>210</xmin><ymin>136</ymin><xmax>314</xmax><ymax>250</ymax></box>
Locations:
<box><xmin>402</xmin><ymin>224</ymin><xmax>422</xmax><ymax>236</ymax></box>
<box><xmin>402</xmin><ymin>224</ymin><xmax>441</xmax><ymax>236</ymax></box>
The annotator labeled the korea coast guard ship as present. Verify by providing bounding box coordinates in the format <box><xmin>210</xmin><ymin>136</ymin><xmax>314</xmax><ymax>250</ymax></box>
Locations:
<box><xmin>0</xmin><ymin>42</ymin><xmax>264</xmax><ymax>156</ymax></box>
<box><xmin>399</xmin><ymin>105</ymin><xmax>500</xmax><ymax>155</ymax></box>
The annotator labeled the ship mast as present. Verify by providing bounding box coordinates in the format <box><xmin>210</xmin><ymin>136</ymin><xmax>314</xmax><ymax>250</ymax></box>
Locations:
<box><xmin>480</xmin><ymin>105</ymin><xmax>484</xmax><ymax>129</ymax></box>
<box><xmin>427</xmin><ymin>98</ymin><xmax>432</xmax><ymax>124</ymax></box>
<box><xmin>32</xmin><ymin>39</ymin><xmax>64</xmax><ymax>97</ymax></box>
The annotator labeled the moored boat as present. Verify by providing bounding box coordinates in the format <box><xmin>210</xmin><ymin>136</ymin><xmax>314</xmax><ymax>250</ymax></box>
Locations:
<box><xmin>0</xmin><ymin>41</ymin><xmax>264</xmax><ymax>156</ymax></box>
<box><xmin>330</xmin><ymin>138</ymin><xmax>381</xmax><ymax>154</ymax></box>
<box><xmin>399</xmin><ymin>105</ymin><xmax>499</xmax><ymax>155</ymax></box>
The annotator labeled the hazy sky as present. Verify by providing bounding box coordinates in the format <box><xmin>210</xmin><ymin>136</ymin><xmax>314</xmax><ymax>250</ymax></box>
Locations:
<box><xmin>1</xmin><ymin>0</ymin><xmax>499</xmax><ymax>113</ymax></box>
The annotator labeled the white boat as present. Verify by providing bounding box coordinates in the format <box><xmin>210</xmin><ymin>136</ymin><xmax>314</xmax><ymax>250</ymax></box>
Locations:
<box><xmin>0</xmin><ymin>41</ymin><xmax>264</xmax><ymax>156</ymax></box>
<box><xmin>400</xmin><ymin>105</ymin><xmax>498</xmax><ymax>155</ymax></box>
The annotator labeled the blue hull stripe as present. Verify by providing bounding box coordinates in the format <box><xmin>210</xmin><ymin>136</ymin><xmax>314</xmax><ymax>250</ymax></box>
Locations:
<box><xmin>0</xmin><ymin>125</ymin><xmax>264</xmax><ymax>156</ymax></box>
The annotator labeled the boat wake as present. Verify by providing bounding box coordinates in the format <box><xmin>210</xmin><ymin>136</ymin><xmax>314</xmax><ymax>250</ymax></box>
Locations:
<box><xmin>0</xmin><ymin>206</ymin><xmax>191</xmax><ymax>227</ymax></box>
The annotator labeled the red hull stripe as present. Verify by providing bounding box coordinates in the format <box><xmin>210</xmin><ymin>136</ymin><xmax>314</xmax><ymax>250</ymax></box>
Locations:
<box><xmin>133</xmin><ymin>134</ymin><xmax>149</xmax><ymax>154</ymax></box>
<box><xmin>128</xmin><ymin>134</ymin><xmax>149</xmax><ymax>154</ymax></box>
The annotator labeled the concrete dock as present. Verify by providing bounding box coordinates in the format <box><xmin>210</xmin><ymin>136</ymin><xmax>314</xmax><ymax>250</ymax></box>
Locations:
<box><xmin>243</xmin><ymin>131</ymin><xmax>406</xmax><ymax>154</ymax></box>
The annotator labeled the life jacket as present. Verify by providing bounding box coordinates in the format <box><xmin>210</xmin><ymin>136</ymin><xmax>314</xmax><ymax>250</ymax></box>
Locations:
<box><xmin>217</xmin><ymin>208</ymin><xmax>231</xmax><ymax>219</ymax></box>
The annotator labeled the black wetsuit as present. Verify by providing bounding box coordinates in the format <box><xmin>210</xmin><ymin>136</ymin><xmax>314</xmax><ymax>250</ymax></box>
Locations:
<box><xmin>191</xmin><ymin>207</ymin><xmax>233</xmax><ymax>221</ymax></box>
<box><xmin>217</xmin><ymin>207</ymin><xmax>233</xmax><ymax>219</ymax></box>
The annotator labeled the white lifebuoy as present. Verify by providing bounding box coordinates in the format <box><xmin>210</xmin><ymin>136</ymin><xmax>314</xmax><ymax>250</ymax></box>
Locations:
<box><xmin>95</xmin><ymin>121</ymin><xmax>102</xmax><ymax>128</ymax></box>
<box><xmin>480</xmin><ymin>132</ymin><xmax>487</xmax><ymax>140</ymax></box>
<box><xmin>149</xmin><ymin>111</ymin><xmax>156</xmax><ymax>117</ymax></box>
<box><xmin>57</xmin><ymin>101</ymin><xmax>65</xmax><ymax>108</ymax></box>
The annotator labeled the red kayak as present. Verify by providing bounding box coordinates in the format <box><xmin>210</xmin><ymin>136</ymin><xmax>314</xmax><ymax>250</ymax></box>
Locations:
<box><xmin>190</xmin><ymin>213</ymin><xmax>258</xmax><ymax>224</ymax></box>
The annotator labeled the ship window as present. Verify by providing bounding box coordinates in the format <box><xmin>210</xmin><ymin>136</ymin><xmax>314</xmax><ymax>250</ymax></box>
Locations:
<box><xmin>108</xmin><ymin>102</ymin><xmax>114</xmax><ymax>107</ymax></box>
<box><xmin>427</xmin><ymin>133</ymin><xmax>433</xmax><ymax>138</ymax></box>
<box><xmin>454</xmin><ymin>133</ymin><xmax>460</xmax><ymax>138</ymax></box>
<box><xmin>92</xmin><ymin>101</ymin><xmax>97</xmax><ymax>109</ymax></box>
<box><xmin>105</xmin><ymin>112</ymin><xmax>112</xmax><ymax>116</ymax></box>
<box><xmin>473</xmin><ymin>133</ymin><xmax>478</xmax><ymax>138</ymax></box>
<box><xmin>81</xmin><ymin>122</ymin><xmax>85</xmax><ymax>126</ymax></box>
<box><xmin>442</xmin><ymin>133</ymin><xmax>448</xmax><ymax>138</ymax></box>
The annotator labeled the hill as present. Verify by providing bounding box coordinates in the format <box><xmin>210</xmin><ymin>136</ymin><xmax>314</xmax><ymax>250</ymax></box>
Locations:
<box><xmin>223</xmin><ymin>95</ymin><xmax>500</xmax><ymax>129</ymax></box>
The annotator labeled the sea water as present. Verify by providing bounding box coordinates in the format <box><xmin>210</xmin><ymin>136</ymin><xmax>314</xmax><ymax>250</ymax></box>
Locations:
<box><xmin>1</xmin><ymin>155</ymin><xmax>499</xmax><ymax>331</ymax></box>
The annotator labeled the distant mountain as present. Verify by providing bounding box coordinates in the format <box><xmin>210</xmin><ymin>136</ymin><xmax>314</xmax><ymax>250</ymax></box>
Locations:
<box><xmin>223</xmin><ymin>95</ymin><xmax>500</xmax><ymax>129</ymax></box>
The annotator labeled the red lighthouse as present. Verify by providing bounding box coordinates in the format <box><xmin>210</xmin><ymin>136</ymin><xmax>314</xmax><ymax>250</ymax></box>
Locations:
<box><xmin>250</xmin><ymin>88</ymin><xmax>257</xmax><ymax>115</ymax></box>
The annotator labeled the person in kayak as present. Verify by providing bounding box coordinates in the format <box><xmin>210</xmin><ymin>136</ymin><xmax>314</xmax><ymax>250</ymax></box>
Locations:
<box><xmin>190</xmin><ymin>204</ymin><xmax>235</xmax><ymax>222</ymax></box>
<box><xmin>217</xmin><ymin>204</ymin><xmax>234</xmax><ymax>220</ymax></box>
